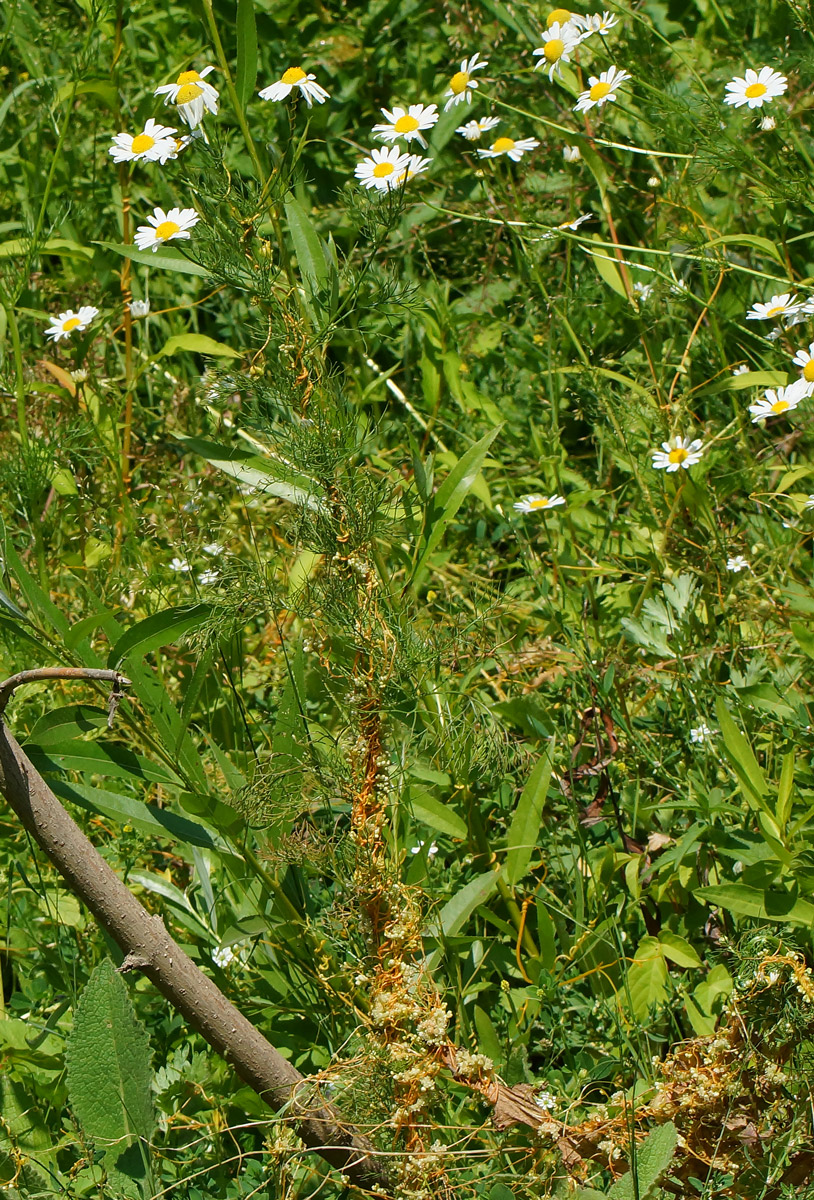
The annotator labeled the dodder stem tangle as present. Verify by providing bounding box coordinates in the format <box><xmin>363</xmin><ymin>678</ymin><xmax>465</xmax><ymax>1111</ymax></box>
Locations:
<box><xmin>0</xmin><ymin>723</ymin><xmax>391</xmax><ymax>1194</ymax></box>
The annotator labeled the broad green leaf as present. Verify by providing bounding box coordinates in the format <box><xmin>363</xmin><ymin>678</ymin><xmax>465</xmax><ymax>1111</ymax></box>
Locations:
<box><xmin>158</xmin><ymin>332</ymin><xmax>241</xmax><ymax>359</ymax></box>
<box><xmin>505</xmin><ymin>740</ymin><xmax>554</xmax><ymax>886</ymax></box>
<box><xmin>607</xmin><ymin>1121</ymin><xmax>677</xmax><ymax>1200</ymax></box>
<box><xmin>412</xmin><ymin>426</ymin><xmax>502</xmax><ymax>586</ymax></box>
<box><xmin>56</xmin><ymin>79</ymin><xmax>117</xmax><ymax>106</ymax></box>
<box><xmin>408</xmin><ymin>788</ymin><xmax>467</xmax><ymax>839</ymax></box>
<box><xmin>657</xmin><ymin>931</ymin><xmax>702</xmax><ymax>969</ymax></box>
<box><xmin>585</xmin><ymin>236</ymin><xmax>628</xmax><ymax>299</ymax></box>
<box><xmin>626</xmin><ymin>935</ymin><xmax>668</xmax><ymax>1019</ymax></box>
<box><xmin>24</xmin><ymin>739</ymin><xmax>181</xmax><ymax>786</ymax></box>
<box><xmin>27</xmin><ymin>704</ymin><xmax>109</xmax><ymax>745</ymax></box>
<box><xmin>0</xmin><ymin>236</ymin><xmax>93</xmax><ymax>260</ymax></box>
<box><xmin>285</xmin><ymin>194</ymin><xmax>330</xmax><ymax>292</ymax></box>
<box><xmin>67</xmin><ymin>960</ymin><xmax>155</xmax><ymax>1198</ymax></box>
<box><xmin>439</xmin><ymin>869</ymin><xmax>502</xmax><ymax>937</ymax></box>
<box><xmin>97</xmin><ymin>240</ymin><xmax>210</xmax><ymax>277</ymax></box>
<box><xmin>474</xmin><ymin>1005</ymin><xmax>503</xmax><ymax>1065</ymax></box>
<box><xmin>235</xmin><ymin>0</ymin><xmax>258</xmax><ymax>112</ymax></box>
<box><xmin>107</xmin><ymin>603</ymin><xmax>212</xmax><ymax>668</ymax></box>
<box><xmin>714</xmin><ymin>698</ymin><xmax>767</xmax><ymax>807</ymax></box>
<box><xmin>698</xmin><ymin>883</ymin><xmax>814</xmax><ymax>925</ymax></box>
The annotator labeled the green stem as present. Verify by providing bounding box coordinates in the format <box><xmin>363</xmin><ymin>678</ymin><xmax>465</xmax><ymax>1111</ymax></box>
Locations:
<box><xmin>1</xmin><ymin>292</ymin><xmax>29</xmax><ymax>449</ymax></box>
<box><xmin>31</xmin><ymin>80</ymin><xmax>78</xmax><ymax>255</ymax></box>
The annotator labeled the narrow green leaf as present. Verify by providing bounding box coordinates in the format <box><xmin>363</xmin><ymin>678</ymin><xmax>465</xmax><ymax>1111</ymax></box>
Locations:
<box><xmin>408</xmin><ymin>788</ymin><xmax>467</xmax><ymax>839</ymax></box>
<box><xmin>505</xmin><ymin>740</ymin><xmax>554</xmax><ymax>886</ymax></box>
<box><xmin>51</xmin><ymin>778</ymin><xmax>226</xmax><ymax>853</ymax></box>
<box><xmin>176</xmin><ymin>434</ymin><xmax>326</xmax><ymax>512</ymax></box>
<box><xmin>585</xmin><ymin>236</ymin><xmax>628</xmax><ymax>298</ymax></box>
<box><xmin>158</xmin><ymin>332</ymin><xmax>241</xmax><ymax>359</ymax></box>
<box><xmin>714</xmin><ymin>698</ymin><xmax>767</xmax><ymax>806</ymax></box>
<box><xmin>107</xmin><ymin>604</ymin><xmax>212</xmax><ymax>668</ymax></box>
<box><xmin>284</xmin><ymin>194</ymin><xmax>329</xmax><ymax>292</ymax></box>
<box><xmin>0</xmin><ymin>236</ymin><xmax>93</xmax><ymax>260</ymax></box>
<box><xmin>626</xmin><ymin>935</ymin><xmax>668</xmax><ymax>1019</ymax></box>
<box><xmin>27</xmin><ymin>704</ymin><xmax>109</xmax><ymax>745</ymax></box>
<box><xmin>698</xmin><ymin>883</ymin><xmax>814</xmax><ymax>925</ymax></box>
<box><xmin>703</xmin><ymin>233</ymin><xmax>784</xmax><ymax>264</ymax></box>
<box><xmin>235</xmin><ymin>0</ymin><xmax>258</xmax><ymax>112</ymax></box>
<box><xmin>24</xmin><ymin>739</ymin><xmax>181</xmax><ymax>786</ymax></box>
<box><xmin>96</xmin><ymin>240</ymin><xmax>209</xmax><ymax>277</ymax></box>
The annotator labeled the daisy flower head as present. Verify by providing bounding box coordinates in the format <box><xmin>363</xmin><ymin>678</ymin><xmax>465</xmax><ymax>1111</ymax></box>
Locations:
<box><xmin>726</xmin><ymin>555</ymin><xmax>749</xmax><ymax>573</ymax></box>
<box><xmin>793</xmin><ymin>343</ymin><xmax>814</xmax><ymax>387</ymax></box>
<box><xmin>109</xmin><ymin>117</ymin><xmax>179</xmax><ymax>164</ymax></box>
<box><xmin>746</xmin><ymin>292</ymin><xmax>801</xmax><ymax>321</ymax></box>
<box><xmin>395</xmin><ymin>154</ymin><xmax>431</xmax><ymax>185</ymax></box>
<box><xmin>154</xmin><ymin>66</ymin><xmax>219</xmax><ymax>129</ymax></box>
<box><xmin>573</xmin><ymin>11</ymin><xmax>619</xmax><ymax>36</ymax></box>
<box><xmin>514</xmin><ymin>494</ymin><xmax>566</xmax><ymax>513</ymax></box>
<box><xmin>134</xmin><ymin>206</ymin><xmax>199</xmax><ymax>252</ymax></box>
<box><xmin>258</xmin><ymin>66</ymin><xmax>329</xmax><ymax>107</ymax></box>
<box><xmin>724</xmin><ymin>66</ymin><xmax>787</xmax><ymax>110</ymax></box>
<box><xmin>372</xmin><ymin>103</ymin><xmax>439</xmax><ymax>148</ymax></box>
<box><xmin>443</xmin><ymin>52</ymin><xmax>487</xmax><ymax>110</ymax></box>
<box><xmin>533</xmin><ymin>22</ymin><xmax>582</xmax><ymax>81</ymax></box>
<box><xmin>748</xmin><ymin>381</ymin><xmax>807</xmax><ymax>423</ymax></box>
<box><xmin>354</xmin><ymin>146</ymin><xmax>413</xmax><ymax>192</ymax></box>
<box><xmin>575</xmin><ymin>66</ymin><xmax>631</xmax><ymax>112</ymax></box>
<box><xmin>477</xmin><ymin>135</ymin><xmax>540</xmax><ymax>161</ymax></box>
<box><xmin>546</xmin><ymin>7</ymin><xmax>578</xmax><ymax>28</ymax></box>
<box><xmin>456</xmin><ymin>116</ymin><xmax>501</xmax><ymax>141</ymax></box>
<box><xmin>45</xmin><ymin>306</ymin><xmax>100</xmax><ymax>343</ymax></box>
<box><xmin>651</xmin><ymin>436</ymin><xmax>704</xmax><ymax>473</ymax></box>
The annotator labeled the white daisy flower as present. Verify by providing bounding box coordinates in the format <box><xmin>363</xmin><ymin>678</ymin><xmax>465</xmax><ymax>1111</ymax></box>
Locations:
<box><xmin>574</xmin><ymin>66</ymin><xmax>631</xmax><ymax>112</ymax></box>
<box><xmin>558</xmin><ymin>212</ymin><xmax>592</xmax><ymax>231</ymax></box>
<box><xmin>258</xmin><ymin>66</ymin><xmax>329</xmax><ymax>107</ymax></box>
<box><xmin>651</xmin><ymin>436</ymin><xmax>704</xmax><ymax>472</ymax></box>
<box><xmin>573</xmin><ymin>11</ymin><xmax>619</xmax><ymax>36</ymax></box>
<box><xmin>394</xmin><ymin>154</ymin><xmax>431</xmax><ymax>185</ymax></box>
<box><xmin>354</xmin><ymin>146</ymin><xmax>413</xmax><ymax>191</ymax></box>
<box><xmin>690</xmin><ymin>723</ymin><xmax>715</xmax><ymax>744</ymax></box>
<box><xmin>533</xmin><ymin>22</ymin><xmax>582</xmax><ymax>81</ymax></box>
<box><xmin>456</xmin><ymin>116</ymin><xmax>501</xmax><ymax>141</ymax></box>
<box><xmin>154</xmin><ymin>66</ymin><xmax>219</xmax><ymax>129</ymax></box>
<box><xmin>731</xmin><ymin>364</ymin><xmax>750</xmax><ymax>375</ymax></box>
<box><xmin>134</xmin><ymin>206</ymin><xmax>199</xmax><ymax>252</ymax></box>
<box><xmin>726</xmin><ymin>555</ymin><xmax>749</xmax><ymax>573</ymax></box>
<box><xmin>563</xmin><ymin>144</ymin><xmax>581</xmax><ymax>161</ymax></box>
<box><xmin>793</xmin><ymin>343</ymin><xmax>814</xmax><ymax>386</ymax></box>
<box><xmin>443</xmin><ymin>52</ymin><xmax>487</xmax><ymax>110</ymax></box>
<box><xmin>45</xmin><ymin>305</ymin><xmax>99</xmax><ymax>342</ymax></box>
<box><xmin>477</xmin><ymin>135</ymin><xmax>540</xmax><ymax>161</ymax></box>
<box><xmin>166</xmin><ymin>133</ymin><xmax>193</xmax><ymax>159</ymax></box>
<box><xmin>128</xmin><ymin>299</ymin><xmax>150</xmax><ymax>319</ymax></box>
<box><xmin>513</xmin><ymin>493</ymin><xmax>566</xmax><ymax>512</ymax></box>
<box><xmin>109</xmin><ymin>117</ymin><xmax>179</xmax><ymax>164</ymax></box>
<box><xmin>745</xmin><ymin>292</ymin><xmax>801</xmax><ymax>321</ymax></box>
<box><xmin>546</xmin><ymin>8</ymin><xmax>578</xmax><ymax>28</ymax></box>
<box><xmin>760</xmin><ymin>115</ymin><xmax>777</xmax><ymax>131</ymax></box>
<box><xmin>372</xmin><ymin>103</ymin><xmax>439</xmax><ymax>148</ymax></box>
<box><xmin>724</xmin><ymin>66</ymin><xmax>787</xmax><ymax>110</ymax></box>
<box><xmin>748</xmin><ymin>382</ymin><xmax>807</xmax><ymax>422</ymax></box>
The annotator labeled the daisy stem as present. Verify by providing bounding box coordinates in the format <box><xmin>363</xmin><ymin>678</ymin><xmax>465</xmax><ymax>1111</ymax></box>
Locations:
<box><xmin>616</xmin><ymin>480</ymin><xmax>686</xmax><ymax>652</ymax></box>
<box><xmin>0</xmin><ymin>291</ymin><xmax>29</xmax><ymax>450</ymax></box>
<box><xmin>31</xmin><ymin>79</ymin><xmax>78</xmax><ymax>256</ymax></box>
<box><xmin>119</xmin><ymin>165</ymin><xmax>134</xmax><ymax>485</ymax></box>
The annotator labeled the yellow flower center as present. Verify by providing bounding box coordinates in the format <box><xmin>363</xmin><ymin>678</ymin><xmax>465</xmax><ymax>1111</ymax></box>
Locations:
<box><xmin>62</xmin><ymin>317</ymin><xmax>82</xmax><ymax>331</ymax></box>
<box><xmin>176</xmin><ymin>83</ymin><xmax>203</xmax><ymax>104</ymax></box>
<box><xmin>771</xmin><ymin>399</ymin><xmax>790</xmax><ymax>413</ymax></box>
<box><xmin>282</xmin><ymin>66</ymin><xmax>307</xmax><ymax>85</ymax></box>
<box><xmin>668</xmin><ymin>447</ymin><xmax>688</xmax><ymax>465</ymax></box>
<box><xmin>803</xmin><ymin>361</ymin><xmax>814</xmax><ymax>382</ymax></box>
<box><xmin>589</xmin><ymin>80</ymin><xmax>612</xmax><ymax>101</ymax></box>
<box><xmin>745</xmin><ymin>81</ymin><xmax>768</xmax><ymax>98</ymax></box>
<box><xmin>131</xmin><ymin>133</ymin><xmax>155</xmax><ymax>154</ymax></box>
<box><xmin>449</xmin><ymin>70</ymin><xmax>470</xmax><ymax>94</ymax></box>
<box><xmin>766</xmin><ymin>304</ymin><xmax>785</xmax><ymax>317</ymax></box>
<box><xmin>373</xmin><ymin>162</ymin><xmax>395</xmax><ymax>178</ymax></box>
<box><xmin>177</xmin><ymin>70</ymin><xmax>202</xmax><ymax>85</ymax></box>
<box><xmin>394</xmin><ymin>114</ymin><xmax>420</xmax><ymax>133</ymax></box>
<box><xmin>544</xmin><ymin>38</ymin><xmax>565</xmax><ymax>62</ymax></box>
<box><xmin>492</xmin><ymin>137</ymin><xmax>516</xmax><ymax>153</ymax></box>
<box><xmin>547</xmin><ymin>8</ymin><xmax>572</xmax><ymax>25</ymax></box>
<box><xmin>155</xmin><ymin>220</ymin><xmax>181</xmax><ymax>240</ymax></box>
<box><xmin>527</xmin><ymin>498</ymin><xmax>549</xmax><ymax>510</ymax></box>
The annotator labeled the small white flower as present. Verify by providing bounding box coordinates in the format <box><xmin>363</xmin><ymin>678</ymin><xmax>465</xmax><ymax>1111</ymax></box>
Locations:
<box><xmin>633</xmin><ymin>281</ymin><xmax>654</xmax><ymax>302</ymax></box>
<box><xmin>760</xmin><ymin>115</ymin><xmax>777</xmax><ymax>130</ymax></box>
<box><xmin>372</xmin><ymin>103</ymin><xmax>439</xmax><ymax>148</ymax></box>
<box><xmin>724</xmin><ymin>66</ymin><xmax>787</xmax><ymax>110</ymax></box>
<box><xmin>563</xmin><ymin>144</ymin><xmax>581</xmax><ymax>162</ymax></box>
<box><xmin>732</xmin><ymin>364</ymin><xmax>750</xmax><ymax>375</ymax></box>
<box><xmin>574</xmin><ymin>66</ymin><xmax>631</xmax><ymax>112</ymax></box>
<box><xmin>213</xmin><ymin>945</ymin><xmax>237</xmax><ymax>968</ymax></box>
<box><xmin>128</xmin><ymin>299</ymin><xmax>150</xmax><ymax>319</ymax></box>
<box><xmin>792</xmin><ymin>342</ymin><xmax>814</xmax><ymax>389</ymax></box>
<box><xmin>410</xmin><ymin>840</ymin><xmax>439</xmax><ymax>857</ymax></box>
<box><xmin>203</xmin><ymin>541</ymin><xmax>224</xmax><ymax>555</ymax></box>
<box><xmin>533</xmin><ymin>22</ymin><xmax>582</xmax><ymax>81</ymax></box>
<box><xmin>535</xmin><ymin>1090</ymin><xmax>557</xmax><ymax>1110</ymax></box>
<box><xmin>45</xmin><ymin>305</ymin><xmax>99</xmax><ymax>342</ymax></box>
<box><xmin>514</xmin><ymin>493</ymin><xmax>566</xmax><ymax>513</ymax></box>
<box><xmin>198</xmin><ymin>568</ymin><xmax>220</xmax><ymax>585</ymax></box>
<box><xmin>169</xmin><ymin>557</ymin><xmax>191</xmax><ymax>572</ymax></box>
<box><xmin>573</xmin><ymin>11</ymin><xmax>619</xmax><ymax>36</ymax></box>
<box><xmin>456</xmin><ymin>116</ymin><xmax>501</xmax><ymax>141</ymax></box>
<box><xmin>443</xmin><ymin>52</ymin><xmax>487</xmax><ymax>110</ymax></box>
<box><xmin>134</xmin><ymin>206</ymin><xmax>199</xmax><ymax>252</ymax></box>
<box><xmin>651</xmin><ymin>436</ymin><xmax>704</xmax><ymax>473</ymax></box>
<box><xmin>805</xmin><ymin>495</ymin><xmax>814</xmax><ymax>511</ymax></box>
<box><xmin>726</xmin><ymin>555</ymin><xmax>749</xmax><ymax>573</ymax></box>
<box><xmin>259</xmin><ymin>65</ymin><xmax>330</xmax><ymax>107</ymax></box>
<box><xmin>745</xmin><ymin>292</ymin><xmax>801</xmax><ymax>321</ymax></box>
<box><xmin>477</xmin><ymin>135</ymin><xmax>540</xmax><ymax>161</ymax></box>
<box><xmin>690</xmin><ymin>723</ymin><xmax>715</xmax><ymax>744</ymax></box>
<box><xmin>354</xmin><ymin>146</ymin><xmax>413</xmax><ymax>191</ymax></box>
<box><xmin>154</xmin><ymin>66</ymin><xmax>219</xmax><ymax>129</ymax></box>
<box><xmin>109</xmin><ymin>117</ymin><xmax>179</xmax><ymax>164</ymax></box>
<box><xmin>748</xmin><ymin>381</ymin><xmax>807</xmax><ymax>422</ymax></box>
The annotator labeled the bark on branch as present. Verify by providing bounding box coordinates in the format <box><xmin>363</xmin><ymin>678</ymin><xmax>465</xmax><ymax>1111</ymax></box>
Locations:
<box><xmin>0</xmin><ymin>723</ymin><xmax>391</xmax><ymax>1194</ymax></box>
